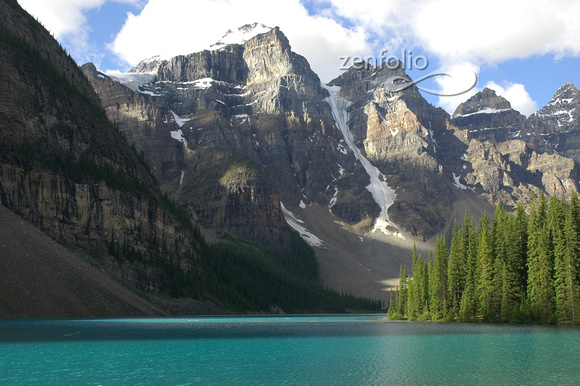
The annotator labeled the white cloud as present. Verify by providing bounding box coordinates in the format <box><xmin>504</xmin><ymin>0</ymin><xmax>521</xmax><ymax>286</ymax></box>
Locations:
<box><xmin>18</xmin><ymin>0</ymin><xmax>145</xmax><ymax>66</ymax></box>
<box><xmin>319</xmin><ymin>0</ymin><xmax>579</xmax><ymax>112</ymax></box>
<box><xmin>110</xmin><ymin>0</ymin><xmax>370</xmax><ymax>82</ymax></box>
<box><xmin>434</xmin><ymin>63</ymin><xmax>480</xmax><ymax>114</ymax></box>
<box><xmin>19</xmin><ymin>0</ymin><xmax>104</xmax><ymax>38</ymax></box>
<box><xmin>323</xmin><ymin>0</ymin><xmax>580</xmax><ymax>65</ymax></box>
<box><xmin>19</xmin><ymin>0</ymin><xmax>579</xmax><ymax>112</ymax></box>
<box><xmin>484</xmin><ymin>81</ymin><xmax>538</xmax><ymax>117</ymax></box>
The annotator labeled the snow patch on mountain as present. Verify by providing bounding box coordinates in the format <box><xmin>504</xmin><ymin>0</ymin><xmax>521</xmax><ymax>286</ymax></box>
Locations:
<box><xmin>452</xmin><ymin>173</ymin><xmax>467</xmax><ymax>190</ymax></box>
<box><xmin>337</xmin><ymin>140</ymin><xmax>348</xmax><ymax>154</ymax></box>
<box><xmin>328</xmin><ymin>187</ymin><xmax>338</xmax><ymax>214</ymax></box>
<box><xmin>106</xmin><ymin>71</ymin><xmax>156</xmax><ymax>92</ymax></box>
<box><xmin>210</xmin><ymin>23</ymin><xmax>272</xmax><ymax>50</ymax></box>
<box><xmin>280</xmin><ymin>202</ymin><xmax>324</xmax><ymax>248</ymax></box>
<box><xmin>323</xmin><ymin>84</ymin><xmax>402</xmax><ymax>238</ymax></box>
<box><xmin>453</xmin><ymin>107</ymin><xmax>511</xmax><ymax>118</ymax></box>
<box><xmin>171</xmin><ymin>111</ymin><xmax>192</xmax><ymax>128</ymax></box>
<box><xmin>170</xmin><ymin>129</ymin><xmax>186</xmax><ymax>142</ymax></box>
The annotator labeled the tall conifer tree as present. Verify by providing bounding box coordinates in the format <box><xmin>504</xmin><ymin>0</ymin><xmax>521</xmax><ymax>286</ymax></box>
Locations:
<box><xmin>478</xmin><ymin>227</ymin><xmax>495</xmax><ymax>321</ymax></box>
<box><xmin>527</xmin><ymin>192</ymin><xmax>554</xmax><ymax>323</ymax></box>
<box><xmin>447</xmin><ymin>222</ymin><xmax>465</xmax><ymax>316</ymax></box>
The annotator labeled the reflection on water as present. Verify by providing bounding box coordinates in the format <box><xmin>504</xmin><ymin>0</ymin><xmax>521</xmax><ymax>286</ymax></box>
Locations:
<box><xmin>1</xmin><ymin>315</ymin><xmax>579</xmax><ymax>384</ymax></box>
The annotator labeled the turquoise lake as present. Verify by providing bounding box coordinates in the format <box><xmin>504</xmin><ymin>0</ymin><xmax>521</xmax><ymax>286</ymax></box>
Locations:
<box><xmin>1</xmin><ymin>315</ymin><xmax>580</xmax><ymax>385</ymax></box>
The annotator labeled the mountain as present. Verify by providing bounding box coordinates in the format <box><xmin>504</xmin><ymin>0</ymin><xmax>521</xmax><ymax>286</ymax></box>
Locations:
<box><xmin>0</xmin><ymin>0</ymin><xmax>211</xmax><ymax>316</ymax></box>
<box><xmin>82</xmin><ymin>26</ymin><xmax>349</xmax><ymax>245</ymax></box>
<box><xmin>82</xmin><ymin>26</ymin><xmax>580</xmax><ymax>301</ymax></box>
<box><xmin>451</xmin><ymin>88</ymin><xmax>527</xmax><ymax>143</ymax></box>
<box><xmin>527</xmin><ymin>82</ymin><xmax>580</xmax><ymax>160</ymax></box>
<box><xmin>2</xmin><ymin>1</ymin><xmax>375</xmax><ymax>317</ymax></box>
<box><xmin>451</xmin><ymin>87</ymin><xmax>579</xmax><ymax>208</ymax></box>
<box><xmin>3</xmin><ymin>0</ymin><xmax>579</xmax><ymax>311</ymax></box>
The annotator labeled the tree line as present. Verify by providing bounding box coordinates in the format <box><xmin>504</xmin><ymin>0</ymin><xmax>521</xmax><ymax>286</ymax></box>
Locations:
<box><xmin>388</xmin><ymin>192</ymin><xmax>580</xmax><ymax>324</ymax></box>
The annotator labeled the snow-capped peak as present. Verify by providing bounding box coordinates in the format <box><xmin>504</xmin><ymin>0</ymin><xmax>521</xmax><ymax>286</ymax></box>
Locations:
<box><xmin>546</xmin><ymin>82</ymin><xmax>579</xmax><ymax>106</ymax></box>
<box><xmin>129</xmin><ymin>55</ymin><xmax>168</xmax><ymax>74</ymax></box>
<box><xmin>210</xmin><ymin>22</ymin><xmax>272</xmax><ymax>49</ymax></box>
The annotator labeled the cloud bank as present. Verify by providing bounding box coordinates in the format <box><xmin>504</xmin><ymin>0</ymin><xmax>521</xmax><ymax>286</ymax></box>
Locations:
<box><xmin>19</xmin><ymin>0</ymin><xmax>580</xmax><ymax>114</ymax></box>
<box><xmin>109</xmin><ymin>0</ymin><xmax>371</xmax><ymax>82</ymax></box>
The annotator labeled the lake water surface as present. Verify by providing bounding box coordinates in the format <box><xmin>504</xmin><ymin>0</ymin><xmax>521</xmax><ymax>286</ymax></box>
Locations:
<box><xmin>1</xmin><ymin>315</ymin><xmax>579</xmax><ymax>384</ymax></box>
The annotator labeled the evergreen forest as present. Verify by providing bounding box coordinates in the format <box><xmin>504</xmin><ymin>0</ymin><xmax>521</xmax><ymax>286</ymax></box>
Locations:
<box><xmin>388</xmin><ymin>192</ymin><xmax>580</xmax><ymax>324</ymax></box>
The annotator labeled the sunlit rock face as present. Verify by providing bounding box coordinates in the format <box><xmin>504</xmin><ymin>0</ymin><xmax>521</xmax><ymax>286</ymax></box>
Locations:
<box><xmin>84</xmin><ymin>27</ymin><xmax>354</xmax><ymax>244</ymax></box>
<box><xmin>526</xmin><ymin>83</ymin><xmax>580</xmax><ymax>161</ymax></box>
<box><xmin>84</xmin><ymin>24</ymin><xmax>580</xmax><ymax>243</ymax></box>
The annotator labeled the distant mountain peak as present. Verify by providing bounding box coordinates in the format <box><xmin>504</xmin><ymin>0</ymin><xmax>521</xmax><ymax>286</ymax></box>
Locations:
<box><xmin>548</xmin><ymin>82</ymin><xmax>579</xmax><ymax>105</ymax></box>
<box><xmin>130</xmin><ymin>55</ymin><xmax>166</xmax><ymax>74</ymax></box>
<box><xmin>558</xmin><ymin>81</ymin><xmax>577</xmax><ymax>92</ymax></box>
<box><xmin>453</xmin><ymin>87</ymin><xmax>513</xmax><ymax>117</ymax></box>
<box><xmin>210</xmin><ymin>22</ymin><xmax>272</xmax><ymax>49</ymax></box>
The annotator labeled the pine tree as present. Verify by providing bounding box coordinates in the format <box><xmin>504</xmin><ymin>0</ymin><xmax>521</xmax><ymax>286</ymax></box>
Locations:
<box><xmin>554</xmin><ymin>208</ymin><xmax>579</xmax><ymax>322</ymax></box>
<box><xmin>420</xmin><ymin>255</ymin><xmax>429</xmax><ymax>319</ymax></box>
<box><xmin>428</xmin><ymin>237</ymin><xmax>448</xmax><ymax>320</ymax></box>
<box><xmin>447</xmin><ymin>221</ymin><xmax>465</xmax><ymax>316</ymax></box>
<box><xmin>458</xmin><ymin>213</ymin><xmax>479</xmax><ymax>321</ymax></box>
<box><xmin>527</xmin><ymin>192</ymin><xmax>554</xmax><ymax>323</ymax></box>
<box><xmin>514</xmin><ymin>204</ymin><xmax>529</xmax><ymax>293</ymax></box>
<box><xmin>407</xmin><ymin>245</ymin><xmax>422</xmax><ymax>320</ymax></box>
<box><xmin>570</xmin><ymin>194</ymin><xmax>580</xmax><ymax>232</ymax></box>
<box><xmin>478</xmin><ymin>226</ymin><xmax>496</xmax><ymax>321</ymax></box>
<box><xmin>387</xmin><ymin>289</ymin><xmax>395</xmax><ymax>319</ymax></box>
<box><xmin>396</xmin><ymin>266</ymin><xmax>408</xmax><ymax>318</ymax></box>
<box><xmin>492</xmin><ymin>203</ymin><xmax>509</xmax><ymax>264</ymax></box>
<box><xmin>427</xmin><ymin>251</ymin><xmax>436</xmax><ymax>319</ymax></box>
<box><xmin>501</xmin><ymin>213</ymin><xmax>525</xmax><ymax>320</ymax></box>
<box><xmin>491</xmin><ymin>203</ymin><xmax>509</xmax><ymax>319</ymax></box>
<box><xmin>458</xmin><ymin>279</ymin><xmax>475</xmax><ymax>322</ymax></box>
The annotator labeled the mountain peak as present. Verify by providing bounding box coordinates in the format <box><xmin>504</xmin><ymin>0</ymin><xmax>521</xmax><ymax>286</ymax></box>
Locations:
<box><xmin>130</xmin><ymin>55</ymin><xmax>166</xmax><ymax>74</ymax></box>
<box><xmin>548</xmin><ymin>82</ymin><xmax>579</xmax><ymax>105</ymax></box>
<box><xmin>210</xmin><ymin>22</ymin><xmax>272</xmax><ymax>49</ymax></box>
<box><xmin>453</xmin><ymin>87</ymin><xmax>513</xmax><ymax>117</ymax></box>
<box><xmin>557</xmin><ymin>81</ymin><xmax>577</xmax><ymax>92</ymax></box>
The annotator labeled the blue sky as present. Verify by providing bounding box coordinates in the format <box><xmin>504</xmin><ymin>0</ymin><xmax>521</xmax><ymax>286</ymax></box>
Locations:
<box><xmin>19</xmin><ymin>0</ymin><xmax>580</xmax><ymax>116</ymax></box>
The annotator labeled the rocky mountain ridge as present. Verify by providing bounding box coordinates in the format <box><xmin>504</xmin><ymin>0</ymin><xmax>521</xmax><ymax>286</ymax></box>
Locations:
<box><xmin>450</xmin><ymin>87</ymin><xmax>579</xmax><ymax>208</ymax></box>
<box><xmin>83</xmin><ymin>26</ymin><xmax>355</xmax><ymax>246</ymax></box>
<box><xmin>527</xmin><ymin>82</ymin><xmax>580</xmax><ymax>160</ymax></box>
<box><xmin>1</xmin><ymin>1</ymin><xmax>374</xmax><ymax>316</ymax></box>
<box><xmin>81</xmin><ymin>24</ymin><xmax>580</xmax><ymax>300</ymax></box>
<box><xmin>3</xmin><ymin>0</ymin><xmax>579</xmax><ymax>308</ymax></box>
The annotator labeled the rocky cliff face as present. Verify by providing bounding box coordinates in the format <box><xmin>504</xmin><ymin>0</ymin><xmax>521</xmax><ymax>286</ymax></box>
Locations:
<box><xmin>451</xmin><ymin>88</ymin><xmax>527</xmax><ymax>143</ymax></box>
<box><xmin>451</xmin><ymin>87</ymin><xmax>580</xmax><ymax>206</ymax></box>
<box><xmin>0</xmin><ymin>0</ymin><xmax>202</xmax><ymax>294</ymax></box>
<box><xmin>527</xmin><ymin>82</ymin><xmax>580</xmax><ymax>160</ymax></box>
<box><xmin>84</xmin><ymin>25</ymin><xmax>580</xmax><ymax>244</ymax></box>
<box><xmin>83</xmin><ymin>26</ymin><xmax>361</xmax><ymax>243</ymax></box>
<box><xmin>328</xmin><ymin>64</ymin><xmax>457</xmax><ymax>238</ymax></box>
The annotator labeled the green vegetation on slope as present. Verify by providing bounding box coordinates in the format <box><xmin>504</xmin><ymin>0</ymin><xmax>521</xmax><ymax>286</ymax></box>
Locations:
<box><xmin>389</xmin><ymin>192</ymin><xmax>580</xmax><ymax>324</ymax></box>
<box><xmin>203</xmin><ymin>231</ymin><xmax>382</xmax><ymax>313</ymax></box>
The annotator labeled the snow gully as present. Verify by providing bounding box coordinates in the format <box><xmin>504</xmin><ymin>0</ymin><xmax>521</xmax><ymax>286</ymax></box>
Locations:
<box><xmin>322</xmin><ymin>84</ymin><xmax>402</xmax><ymax>238</ymax></box>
